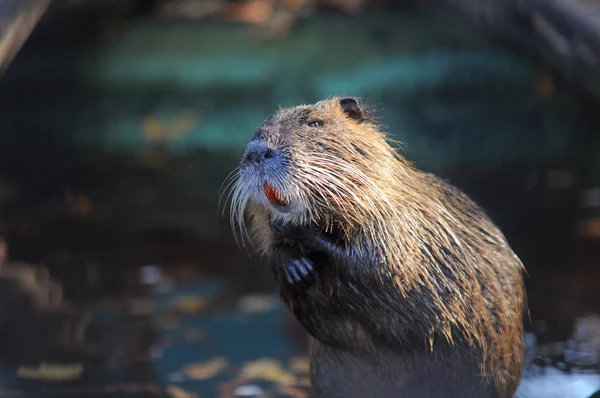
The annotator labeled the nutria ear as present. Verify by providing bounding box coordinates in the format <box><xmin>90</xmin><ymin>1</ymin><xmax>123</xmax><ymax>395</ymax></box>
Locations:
<box><xmin>339</xmin><ymin>98</ymin><xmax>364</xmax><ymax>121</ymax></box>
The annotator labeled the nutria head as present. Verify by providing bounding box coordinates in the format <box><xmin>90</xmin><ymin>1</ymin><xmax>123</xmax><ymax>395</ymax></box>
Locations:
<box><xmin>228</xmin><ymin>97</ymin><xmax>410</xmax><ymax>243</ymax></box>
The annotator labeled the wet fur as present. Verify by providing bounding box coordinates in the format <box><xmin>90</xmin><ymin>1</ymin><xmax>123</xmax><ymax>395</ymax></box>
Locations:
<box><xmin>226</xmin><ymin>97</ymin><xmax>526</xmax><ymax>397</ymax></box>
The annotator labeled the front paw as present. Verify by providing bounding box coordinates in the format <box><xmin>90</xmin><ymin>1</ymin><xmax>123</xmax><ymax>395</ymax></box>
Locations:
<box><xmin>283</xmin><ymin>256</ymin><xmax>315</xmax><ymax>286</ymax></box>
<box><xmin>272</xmin><ymin>245</ymin><xmax>316</xmax><ymax>288</ymax></box>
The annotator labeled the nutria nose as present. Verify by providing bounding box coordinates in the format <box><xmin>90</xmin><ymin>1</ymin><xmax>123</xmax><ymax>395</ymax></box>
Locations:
<box><xmin>244</xmin><ymin>142</ymin><xmax>277</xmax><ymax>165</ymax></box>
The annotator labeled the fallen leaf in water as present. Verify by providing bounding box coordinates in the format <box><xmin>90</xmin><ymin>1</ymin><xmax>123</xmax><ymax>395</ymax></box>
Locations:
<box><xmin>289</xmin><ymin>357</ymin><xmax>309</xmax><ymax>374</ymax></box>
<box><xmin>171</xmin><ymin>295</ymin><xmax>207</xmax><ymax>313</ymax></box>
<box><xmin>183</xmin><ymin>357</ymin><xmax>228</xmax><ymax>380</ymax></box>
<box><xmin>143</xmin><ymin>116</ymin><xmax>164</xmax><ymax>142</ymax></box>
<box><xmin>142</xmin><ymin>110</ymin><xmax>198</xmax><ymax>143</ymax></box>
<box><xmin>168</xmin><ymin>110</ymin><xmax>199</xmax><ymax>140</ymax></box>
<box><xmin>240</xmin><ymin>358</ymin><xmax>296</xmax><ymax>386</ymax></box>
<box><xmin>295</xmin><ymin>377</ymin><xmax>311</xmax><ymax>388</ymax></box>
<box><xmin>167</xmin><ymin>385</ymin><xmax>198</xmax><ymax>398</ymax></box>
<box><xmin>17</xmin><ymin>362</ymin><xmax>83</xmax><ymax>381</ymax></box>
<box><xmin>238</xmin><ymin>294</ymin><xmax>279</xmax><ymax>313</ymax></box>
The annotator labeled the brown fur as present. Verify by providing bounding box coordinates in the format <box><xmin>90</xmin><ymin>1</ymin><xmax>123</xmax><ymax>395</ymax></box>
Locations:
<box><xmin>228</xmin><ymin>97</ymin><xmax>526</xmax><ymax>396</ymax></box>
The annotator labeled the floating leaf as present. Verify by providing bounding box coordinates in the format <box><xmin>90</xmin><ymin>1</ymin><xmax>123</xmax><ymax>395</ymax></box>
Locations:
<box><xmin>171</xmin><ymin>295</ymin><xmax>207</xmax><ymax>313</ymax></box>
<box><xmin>142</xmin><ymin>116</ymin><xmax>165</xmax><ymax>142</ymax></box>
<box><xmin>238</xmin><ymin>294</ymin><xmax>278</xmax><ymax>314</ymax></box>
<box><xmin>167</xmin><ymin>385</ymin><xmax>198</xmax><ymax>398</ymax></box>
<box><xmin>183</xmin><ymin>357</ymin><xmax>228</xmax><ymax>380</ymax></box>
<box><xmin>168</xmin><ymin>110</ymin><xmax>199</xmax><ymax>140</ymax></box>
<box><xmin>17</xmin><ymin>362</ymin><xmax>83</xmax><ymax>381</ymax></box>
<box><xmin>239</xmin><ymin>358</ymin><xmax>296</xmax><ymax>386</ymax></box>
<box><xmin>295</xmin><ymin>377</ymin><xmax>311</xmax><ymax>388</ymax></box>
<box><xmin>289</xmin><ymin>357</ymin><xmax>309</xmax><ymax>374</ymax></box>
<box><xmin>142</xmin><ymin>111</ymin><xmax>198</xmax><ymax>143</ymax></box>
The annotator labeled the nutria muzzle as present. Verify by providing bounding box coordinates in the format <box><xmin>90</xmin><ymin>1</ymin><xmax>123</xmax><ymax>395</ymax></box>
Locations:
<box><xmin>242</xmin><ymin>138</ymin><xmax>278</xmax><ymax>166</ymax></box>
<box><xmin>240</xmin><ymin>138</ymin><xmax>292</xmax><ymax>212</ymax></box>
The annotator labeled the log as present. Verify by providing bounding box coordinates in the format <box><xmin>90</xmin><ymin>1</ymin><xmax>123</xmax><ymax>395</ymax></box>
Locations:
<box><xmin>0</xmin><ymin>0</ymin><xmax>52</xmax><ymax>74</ymax></box>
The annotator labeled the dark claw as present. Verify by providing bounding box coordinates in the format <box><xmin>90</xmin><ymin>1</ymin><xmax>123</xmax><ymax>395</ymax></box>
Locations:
<box><xmin>272</xmin><ymin>245</ymin><xmax>316</xmax><ymax>288</ymax></box>
<box><xmin>293</xmin><ymin>258</ymin><xmax>314</xmax><ymax>280</ymax></box>
<box><xmin>285</xmin><ymin>263</ymin><xmax>301</xmax><ymax>283</ymax></box>
<box><xmin>298</xmin><ymin>258</ymin><xmax>315</xmax><ymax>285</ymax></box>
<box><xmin>295</xmin><ymin>259</ymin><xmax>310</xmax><ymax>276</ymax></box>
<box><xmin>303</xmin><ymin>258</ymin><xmax>315</xmax><ymax>275</ymax></box>
<box><xmin>284</xmin><ymin>258</ymin><xmax>316</xmax><ymax>286</ymax></box>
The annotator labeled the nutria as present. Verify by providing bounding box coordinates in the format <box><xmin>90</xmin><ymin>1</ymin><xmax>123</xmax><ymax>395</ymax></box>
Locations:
<box><xmin>227</xmin><ymin>97</ymin><xmax>526</xmax><ymax>398</ymax></box>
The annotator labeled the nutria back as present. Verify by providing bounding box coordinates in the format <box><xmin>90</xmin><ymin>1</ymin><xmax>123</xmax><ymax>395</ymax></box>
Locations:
<box><xmin>228</xmin><ymin>97</ymin><xmax>526</xmax><ymax>397</ymax></box>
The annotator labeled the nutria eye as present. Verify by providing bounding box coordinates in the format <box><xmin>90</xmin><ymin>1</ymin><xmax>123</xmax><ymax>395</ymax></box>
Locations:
<box><xmin>308</xmin><ymin>120</ymin><xmax>323</xmax><ymax>128</ymax></box>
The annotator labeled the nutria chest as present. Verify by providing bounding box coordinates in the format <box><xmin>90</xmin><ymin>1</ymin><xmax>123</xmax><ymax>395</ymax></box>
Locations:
<box><xmin>273</xmin><ymin>252</ymin><xmax>502</xmax><ymax>398</ymax></box>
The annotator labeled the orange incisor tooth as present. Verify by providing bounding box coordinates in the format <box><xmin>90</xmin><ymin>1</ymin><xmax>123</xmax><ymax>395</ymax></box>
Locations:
<box><xmin>264</xmin><ymin>183</ymin><xmax>286</xmax><ymax>205</ymax></box>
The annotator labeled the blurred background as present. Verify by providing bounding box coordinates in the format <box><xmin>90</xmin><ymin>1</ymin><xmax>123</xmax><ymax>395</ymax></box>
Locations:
<box><xmin>0</xmin><ymin>0</ymin><xmax>599</xmax><ymax>397</ymax></box>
